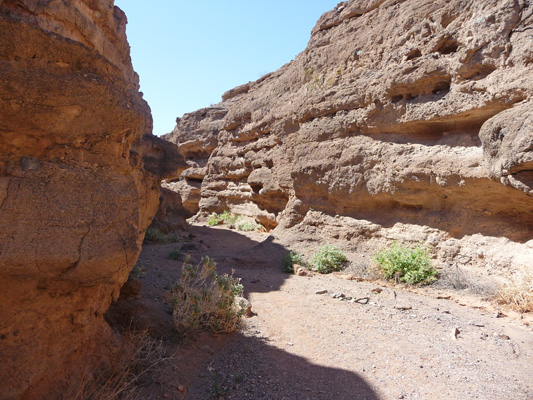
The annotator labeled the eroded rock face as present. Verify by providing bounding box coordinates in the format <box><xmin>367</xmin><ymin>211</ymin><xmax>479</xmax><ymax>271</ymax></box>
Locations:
<box><xmin>166</xmin><ymin>0</ymin><xmax>533</xmax><ymax>273</ymax></box>
<box><xmin>163</xmin><ymin>106</ymin><xmax>228</xmax><ymax>215</ymax></box>
<box><xmin>0</xmin><ymin>1</ymin><xmax>185</xmax><ymax>398</ymax></box>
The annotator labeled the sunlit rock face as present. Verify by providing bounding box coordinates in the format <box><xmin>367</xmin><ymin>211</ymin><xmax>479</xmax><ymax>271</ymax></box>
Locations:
<box><xmin>0</xmin><ymin>1</ymin><xmax>185</xmax><ymax>398</ymax></box>
<box><xmin>165</xmin><ymin>0</ymin><xmax>533</xmax><ymax>276</ymax></box>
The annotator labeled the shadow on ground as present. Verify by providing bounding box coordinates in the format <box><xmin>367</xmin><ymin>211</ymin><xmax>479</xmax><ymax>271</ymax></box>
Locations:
<box><xmin>108</xmin><ymin>224</ymin><xmax>381</xmax><ymax>399</ymax></box>
<box><xmin>157</xmin><ymin>331</ymin><xmax>380</xmax><ymax>400</ymax></box>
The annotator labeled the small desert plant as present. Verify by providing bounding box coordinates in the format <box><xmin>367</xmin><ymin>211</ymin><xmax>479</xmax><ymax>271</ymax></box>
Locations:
<box><xmin>309</xmin><ymin>244</ymin><xmax>348</xmax><ymax>274</ymax></box>
<box><xmin>436</xmin><ymin>264</ymin><xmax>497</xmax><ymax>295</ymax></box>
<box><xmin>71</xmin><ymin>329</ymin><xmax>172</xmax><ymax>400</ymax></box>
<box><xmin>374</xmin><ymin>242</ymin><xmax>437</xmax><ymax>285</ymax></box>
<box><xmin>219</xmin><ymin>210</ymin><xmax>233</xmax><ymax>222</ymax></box>
<box><xmin>143</xmin><ymin>228</ymin><xmax>167</xmax><ymax>243</ymax></box>
<box><xmin>208</xmin><ymin>210</ymin><xmax>237</xmax><ymax>226</ymax></box>
<box><xmin>281</xmin><ymin>251</ymin><xmax>308</xmax><ymax>274</ymax></box>
<box><xmin>207</xmin><ymin>212</ymin><xmax>222</xmax><ymax>226</ymax></box>
<box><xmin>495</xmin><ymin>271</ymin><xmax>533</xmax><ymax>313</ymax></box>
<box><xmin>236</xmin><ymin>221</ymin><xmax>263</xmax><ymax>232</ymax></box>
<box><xmin>168</xmin><ymin>247</ymin><xmax>181</xmax><ymax>260</ymax></box>
<box><xmin>143</xmin><ymin>228</ymin><xmax>179</xmax><ymax>244</ymax></box>
<box><xmin>130</xmin><ymin>263</ymin><xmax>145</xmax><ymax>279</ymax></box>
<box><xmin>171</xmin><ymin>257</ymin><xmax>246</xmax><ymax>337</ymax></box>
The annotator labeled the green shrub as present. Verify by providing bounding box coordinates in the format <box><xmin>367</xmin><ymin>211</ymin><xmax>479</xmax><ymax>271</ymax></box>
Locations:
<box><xmin>167</xmin><ymin>231</ymin><xmax>179</xmax><ymax>243</ymax></box>
<box><xmin>171</xmin><ymin>257</ymin><xmax>246</xmax><ymax>336</ymax></box>
<box><xmin>208</xmin><ymin>212</ymin><xmax>223</xmax><ymax>226</ymax></box>
<box><xmin>208</xmin><ymin>210</ymin><xmax>237</xmax><ymax>226</ymax></box>
<box><xmin>144</xmin><ymin>228</ymin><xmax>167</xmax><ymax>243</ymax></box>
<box><xmin>281</xmin><ymin>251</ymin><xmax>307</xmax><ymax>274</ymax></box>
<box><xmin>237</xmin><ymin>221</ymin><xmax>263</xmax><ymax>232</ymax></box>
<box><xmin>374</xmin><ymin>242</ymin><xmax>437</xmax><ymax>285</ymax></box>
<box><xmin>144</xmin><ymin>228</ymin><xmax>179</xmax><ymax>244</ymax></box>
<box><xmin>130</xmin><ymin>263</ymin><xmax>145</xmax><ymax>278</ymax></box>
<box><xmin>220</xmin><ymin>210</ymin><xmax>233</xmax><ymax>222</ymax></box>
<box><xmin>169</xmin><ymin>247</ymin><xmax>181</xmax><ymax>260</ymax></box>
<box><xmin>309</xmin><ymin>245</ymin><xmax>347</xmax><ymax>274</ymax></box>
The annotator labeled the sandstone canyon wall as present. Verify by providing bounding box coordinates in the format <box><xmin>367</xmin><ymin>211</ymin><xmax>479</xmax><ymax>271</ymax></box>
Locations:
<box><xmin>165</xmin><ymin>0</ymin><xmax>533</xmax><ymax>277</ymax></box>
<box><xmin>0</xmin><ymin>1</ymin><xmax>185</xmax><ymax>398</ymax></box>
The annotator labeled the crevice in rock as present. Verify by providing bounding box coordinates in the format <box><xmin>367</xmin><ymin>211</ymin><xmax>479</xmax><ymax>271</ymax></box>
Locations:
<box><xmin>436</xmin><ymin>38</ymin><xmax>459</xmax><ymax>55</ymax></box>
<box><xmin>406</xmin><ymin>48</ymin><xmax>422</xmax><ymax>61</ymax></box>
<box><xmin>295</xmin><ymin>177</ymin><xmax>533</xmax><ymax>243</ymax></box>
<box><xmin>432</xmin><ymin>80</ymin><xmax>451</xmax><ymax>95</ymax></box>
<box><xmin>59</xmin><ymin>193</ymin><xmax>95</xmax><ymax>278</ymax></box>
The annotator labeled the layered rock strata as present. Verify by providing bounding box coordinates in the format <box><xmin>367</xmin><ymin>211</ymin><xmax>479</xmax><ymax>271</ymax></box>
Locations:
<box><xmin>163</xmin><ymin>106</ymin><xmax>228</xmax><ymax>216</ymax></box>
<box><xmin>165</xmin><ymin>0</ymin><xmax>533</xmax><ymax>274</ymax></box>
<box><xmin>0</xmin><ymin>1</ymin><xmax>186</xmax><ymax>398</ymax></box>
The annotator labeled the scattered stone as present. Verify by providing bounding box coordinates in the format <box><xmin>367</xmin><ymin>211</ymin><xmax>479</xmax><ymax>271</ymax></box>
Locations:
<box><xmin>339</xmin><ymin>273</ymin><xmax>357</xmax><ymax>281</ymax></box>
<box><xmin>287</xmin><ymin>342</ymin><xmax>294</xmax><ymax>346</ymax></box>
<box><xmin>470</xmin><ymin>321</ymin><xmax>485</xmax><ymax>327</ymax></box>
<box><xmin>295</xmin><ymin>267</ymin><xmax>313</xmax><ymax>276</ymax></box>
<box><xmin>495</xmin><ymin>311</ymin><xmax>506</xmax><ymax>318</ymax></box>
<box><xmin>315</xmin><ymin>289</ymin><xmax>328</xmax><ymax>295</ymax></box>
<box><xmin>453</xmin><ymin>327</ymin><xmax>461</xmax><ymax>340</ymax></box>
<box><xmin>395</xmin><ymin>305</ymin><xmax>412</xmax><ymax>311</ymax></box>
<box><xmin>236</xmin><ymin>296</ymin><xmax>256</xmax><ymax>317</ymax></box>
<box><xmin>495</xmin><ymin>334</ymin><xmax>511</xmax><ymax>340</ymax></box>
<box><xmin>355</xmin><ymin>297</ymin><xmax>370</xmax><ymax>304</ymax></box>
<box><xmin>436</xmin><ymin>295</ymin><xmax>451</xmax><ymax>300</ymax></box>
<box><xmin>371</xmin><ymin>288</ymin><xmax>383</xmax><ymax>294</ymax></box>
<box><xmin>332</xmin><ymin>293</ymin><xmax>346</xmax><ymax>299</ymax></box>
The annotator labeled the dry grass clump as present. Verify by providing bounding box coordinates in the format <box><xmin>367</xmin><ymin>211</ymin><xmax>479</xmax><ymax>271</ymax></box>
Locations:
<box><xmin>436</xmin><ymin>264</ymin><xmax>498</xmax><ymax>296</ymax></box>
<box><xmin>72</xmin><ymin>330</ymin><xmax>172</xmax><ymax>400</ymax></box>
<box><xmin>495</xmin><ymin>271</ymin><xmax>533</xmax><ymax>313</ymax></box>
<box><xmin>171</xmin><ymin>256</ymin><xmax>246</xmax><ymax>337</ymax></box>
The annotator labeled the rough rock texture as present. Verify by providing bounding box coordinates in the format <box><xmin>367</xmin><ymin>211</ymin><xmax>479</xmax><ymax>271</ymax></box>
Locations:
<box><xmin>149</xmin><ymin>187</ymin><xmax>189</xmax><ymax>233</ymax></box>
<box><xmin>165</xmin><ymin>0</ymin><xmax>533</xmax><ymax>276</ymax></box>
<box><xmin>163</xmin><ymin>106</ymin><xmax>228</xmax><ymax>216</ymax></box>
<box><xmin>0</xmin><ymin>1</ymin><xmax>186</xmax><ymax>398</ymax></box>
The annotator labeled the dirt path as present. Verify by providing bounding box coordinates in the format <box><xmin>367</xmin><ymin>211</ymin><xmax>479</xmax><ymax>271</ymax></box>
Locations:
<box><xmin>112</xmin><ymin>225</ymin><xmax>533</xmax><ymax>400</ymax></box>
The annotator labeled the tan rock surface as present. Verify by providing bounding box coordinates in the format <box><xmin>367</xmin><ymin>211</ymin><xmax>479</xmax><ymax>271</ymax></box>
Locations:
<box><xmin>165</xmin><ymin>0</ymin><xmax>533</xmax><ymax>278</ymax></box>
<box><xmin>0</xmin><ymin>1</ymin><xmax>186</xmax><ymax>398</ymax></box>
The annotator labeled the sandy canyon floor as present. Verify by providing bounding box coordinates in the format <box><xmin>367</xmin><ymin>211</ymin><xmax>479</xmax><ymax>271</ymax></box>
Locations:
<box><xmin>111</xmin><ymin>224</ymin><xmax>533</xmax><ymax>400</ymax></box>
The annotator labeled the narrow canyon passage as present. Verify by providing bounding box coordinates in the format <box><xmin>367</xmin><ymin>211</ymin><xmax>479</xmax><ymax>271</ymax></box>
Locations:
<box><xmin>113</xmin><ymin>225</ymin><xmax>533</xmax><ymax>400</ymax></box>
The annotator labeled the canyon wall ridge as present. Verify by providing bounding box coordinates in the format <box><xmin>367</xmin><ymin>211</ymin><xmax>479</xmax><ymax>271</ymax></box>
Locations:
<box><xmin>165</xmin><ymin>0</ymin><xmax>533</xmax><ymax>279</ymax></box>
<box><xmin>0</xmin><ymin>1</ymin><xmax>186</xmax><ymax>398</ymax></box>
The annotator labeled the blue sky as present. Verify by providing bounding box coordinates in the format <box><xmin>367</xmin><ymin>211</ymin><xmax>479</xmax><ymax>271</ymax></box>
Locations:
<box><xmin>115</xmin><ymin>0</ymin><xmax>339</xmax><ymax>136</ymax></box>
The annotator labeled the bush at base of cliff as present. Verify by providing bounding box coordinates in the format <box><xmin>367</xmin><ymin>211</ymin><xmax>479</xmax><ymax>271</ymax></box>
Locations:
<box><xmin>374</xmin><ymin>242</ymin><xmax>437</xmax><ymax>285</ymax></box>
<box><xmin>309</xmin><ymin>245</ymin><xmax>347</xmax><ymax>274</ymax></box>
<box><xmin>171</xmin><ymin>257</ymin><xmax>246</xmax><ymax>337</ymax></box>
<box><xmin>71</xmin><ymin>329</ymin><xmax>171</xmax><ymax>400</ymax></box>
<box><xmin>144</xmin><ymin>228</ymin><xmax>178</xmax><ymax>244</ymax></box>
<box><xmin>495</xmin><ymin>271</ymin><xmax>533</xmax><ymax>313</ymax></box>
<box><xmin>236</xmin><ymin>221</ymin><xmax>264</xmax><ymax>232</ymax></box>
<box><xmin>281</xmin><ymin>251</ymin><xmax>308</xmax><ymax>273</ymax></box>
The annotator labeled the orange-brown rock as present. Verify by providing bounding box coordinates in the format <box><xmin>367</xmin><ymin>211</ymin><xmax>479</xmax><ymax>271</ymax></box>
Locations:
<box><xmin>163</xmin><ymin>106</ymin><xmax>227</xmax><ymax>216</ymax></box>
<box><xmin>0</xmin><ymin>1</ymin><xmax>186</xmax><ymax>398</ymax></box>
<box><xmin>165</xmin><ymin>0</ymin><xmax>533</xmax><ymax>275</ymax></box>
